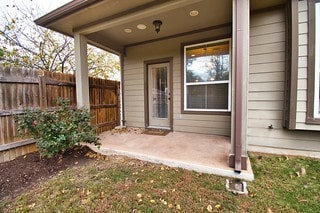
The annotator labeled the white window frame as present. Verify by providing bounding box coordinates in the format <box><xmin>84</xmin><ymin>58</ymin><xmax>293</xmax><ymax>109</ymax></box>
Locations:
<box><xmin>183</xmin><ymin>38</ymin><xmax>231</xmax><ymax>112</ymax></box>
<box><xmin>314</xmin><ymin>2</ymin><xmax>320</xmax><ymax>118</ymax></box>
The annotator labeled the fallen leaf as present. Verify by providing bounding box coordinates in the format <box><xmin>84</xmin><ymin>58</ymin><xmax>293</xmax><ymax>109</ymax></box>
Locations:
<box><xmin>168</xmin><ymin>204</ymin><xmax>173</xmax><ymax>208</ymax></box>
<box><xmin>86</xmin><ymin>190</ymin><xmax>91</xmax><ymax>195</ymax></box>
<box><xmin>207</xmin><ymin>204</ymin><xmax>213</xmax><ymax>212</ymax></box>
<box><xmin>100</xmin><ymin>192</ymin><xmax>105</xmax><ymax>199</ymax></box>
<box><xmin>215</xmin><ymin>204</ymin><xmax>221</xmax><ymax>209</ymax></box>
<box><xmin>81</xmin><ymin>198</ymin><xmax>89</xmax><ymax>205</ymax></box>
<box><xmin>267</xmin><ymin>208</ymin><xmax>273</xmax><ymax>213</ymax></box>
<box><xmin>176</xmin><ymin>204</ymin><xmax>181</xmax><ymax>210</ymax></box>
<box><xmin>300</xmin><ymin>167</ymin><xmax>306</xmax><ymax>176</ymax></box>
<box><xmin>150</xmin><ymin>199</ymin><xmax>156</xmax><ymax>203</ymax></box>
<box><xmin>160</xmin><ymin>198</ymin><xmax>168</xmax><ymax>205</ymax></box>
<box><xmin>136</xmin><ymin>193</ymin><xmax>142</xmax><ymax>198</ymax></box>
<box><xmin>27</xmin><ymin>203</ymin><xmax>35</xmax><ymax>209</ymax></box>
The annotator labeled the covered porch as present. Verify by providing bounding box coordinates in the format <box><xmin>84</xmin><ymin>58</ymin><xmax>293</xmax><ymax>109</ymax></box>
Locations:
<box><xmin>88</xmin><ymin>129</ymin><xmax>254</xmax><ymax>181</ymax></box>
<box><xmin>35</xmin><ymin>0</ymin><xmax>286</xmax><ymax>175</ymax></box>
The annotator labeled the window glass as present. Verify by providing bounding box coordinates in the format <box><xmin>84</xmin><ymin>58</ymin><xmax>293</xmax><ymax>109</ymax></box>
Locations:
<box><xmin>186</xmin><ymin>42</ymin><xmax>230</xmax><ymax>83</ymax></box>
<box><xmin>184</xmin><ymin>39</ymin><xmax>231</xmax><ymax>111</ymax></box>
<box><xmin>187</xmin><ymin>84</ymin><xmax>228</xmax><ymax>109</ymax></box>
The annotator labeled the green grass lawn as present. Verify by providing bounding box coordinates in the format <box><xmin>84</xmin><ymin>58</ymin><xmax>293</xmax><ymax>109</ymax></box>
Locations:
<box><xmin>1</xmin><ymin>152</ymin><xmax>320</xmax><ymax>212</ymax></box>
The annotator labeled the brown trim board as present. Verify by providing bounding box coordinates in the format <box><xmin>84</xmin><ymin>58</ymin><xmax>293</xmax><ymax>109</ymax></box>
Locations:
<box><xmin>120</xmin><ymin>55</ymin><xmax>126</xmax><ymax>126</ymax></box>
<box><xmin>35</xmin><ymin>0</ymin><xmax>103</xmax><ymax>26</ymax></box>
<box><xmin>306</xmin><ymin>0</ymin><xmax>320</xmax><ymax>124</ymax></box>
<box><xmin>283</xmin><ymin>0</ymin><xmax>299</xmax><ymax>129</ymax></box>
<box><xmin>234</xmin><ymin>0</ymin><xmax>244</xmax><ymax>172</ymax></box>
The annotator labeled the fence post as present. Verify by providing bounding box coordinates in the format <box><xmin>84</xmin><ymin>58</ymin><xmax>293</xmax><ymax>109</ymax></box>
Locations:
<box><xmin>38</xmin><ymin>74</ymin><xmax>47</xmax><ymax>109</ymax></box>
<box><xmin>117</xmin><ymin>82</ymin><xmax>121</xmax><ymax>126</ymax></box>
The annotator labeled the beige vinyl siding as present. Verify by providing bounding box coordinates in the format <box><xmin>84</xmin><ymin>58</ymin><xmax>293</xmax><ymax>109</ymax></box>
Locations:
<box><xmin>123</xmin><ymin>26</ymin><xmax>231</xmax><ymax>136</ymax></box>
<box><xmin>247</xmin><ymin>7</ymin><xmax>320</xmax><ymax>153</ymax></box>
<box><xmin>295</xmin><ymin>1</ymin><xmax>320</xmax><ymax>130</ymax></box>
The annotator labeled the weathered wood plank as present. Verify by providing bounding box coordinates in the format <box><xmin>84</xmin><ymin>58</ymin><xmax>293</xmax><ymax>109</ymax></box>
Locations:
<box><xmin>0</xmin><ymin>66</ymin><xmax>119</xmax><ymax>161</ymax></box>
<box><xmin>0</xmin><ymin>139</ymin><xmax>35</xmax><ymax>152</ymax></box>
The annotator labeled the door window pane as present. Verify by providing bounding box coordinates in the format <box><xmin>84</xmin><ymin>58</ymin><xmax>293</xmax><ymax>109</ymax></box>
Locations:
<box><xmin>151</xmin><ymin>67</ymin><xmax>168</xmax><ymax>118</ymax></box>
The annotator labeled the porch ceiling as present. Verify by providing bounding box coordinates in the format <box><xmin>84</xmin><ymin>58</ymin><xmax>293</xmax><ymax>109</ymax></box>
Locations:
<box><xmin>35</xmin><ymin>0</ymin><xmax>287</xmax><ymax>54</ymax></box>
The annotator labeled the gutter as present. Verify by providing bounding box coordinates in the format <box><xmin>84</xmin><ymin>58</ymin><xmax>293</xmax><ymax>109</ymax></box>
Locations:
<box><xmin>34</xmin><ymin>0</ymin><xmax>103</xmax><ymax>27</ymax></box>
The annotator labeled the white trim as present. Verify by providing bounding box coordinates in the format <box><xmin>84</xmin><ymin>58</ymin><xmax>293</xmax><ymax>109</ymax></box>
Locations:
<box><xmin>184</xmin><ymin>108</ymin><xmax>229</xmax><ymax>112</ymax></box>
<box><xmin>183</xmin><ymin>38</ymin><xmax>231</xmax><ymax>112</ymax></box>
<box><xmin>148</xmin><ymin>62</ymin><xmax>171</xmax><ymax>128</ymax></box>
<box><xmin>314</xmin><ymin>2</ymin><xmax>320</xmax><ymax>118</ymax></box>
<box><xmin>186</xmin><ymin>80</ymin><xmax>229</xmax><ymax>86</ymax></box>
<box><xmin>74</xmin><ymin>33</ymin><xmax>90</xmax><ymax>109</ymax></box>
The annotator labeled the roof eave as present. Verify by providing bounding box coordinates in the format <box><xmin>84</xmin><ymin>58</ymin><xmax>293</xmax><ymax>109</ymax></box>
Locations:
<box><xmin>34</xmin><ymin>0</ymin><xmax>103</xmax><ymax>27</ymax></box>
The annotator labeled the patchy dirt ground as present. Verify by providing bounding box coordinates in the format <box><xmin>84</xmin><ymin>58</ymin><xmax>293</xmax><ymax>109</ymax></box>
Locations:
<box><xmin>0</xmin><ymin>146</ymin><xmax>94</xmax><ymax>201</ymax></box>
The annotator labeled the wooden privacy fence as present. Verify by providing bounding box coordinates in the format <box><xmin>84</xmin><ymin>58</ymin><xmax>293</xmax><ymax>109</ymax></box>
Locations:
<box><xmin>0</xmin><ymin>66</ymin><xmax>120</xmax><ymax>163</ymax></box>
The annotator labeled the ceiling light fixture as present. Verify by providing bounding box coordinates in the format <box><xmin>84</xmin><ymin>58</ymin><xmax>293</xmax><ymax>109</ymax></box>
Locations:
<box><xmin>124</xmin><ymin>28</ymin><xmax>132</xmax><ymax>33</ymax></box>
<box><xmin>189</xmin><ymin>10</ymin><xmax>199</xmax><ymax>17</ymax></box>
<box><xmin>137</xmin><ymin>24</ymin><xmax>147</xmax><ymax>30</ymax></box>
<box><xmin>153</xmin><ymin>20</ymin><xmax>162</xmax><ymax>34</ymax></box>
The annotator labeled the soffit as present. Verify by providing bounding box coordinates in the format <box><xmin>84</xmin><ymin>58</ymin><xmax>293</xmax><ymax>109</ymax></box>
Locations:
<box><xmin>95</xmin><ymin>0</ymin><xmax>232</xmax><ymax>47</ymax></box>
<box><xmin>46</xmin><ymin>0</ymin><xmax>154</xmax><ymax>32</ymax></box>
<box><xmin>40</xmin><ymin>0</ymin><xmax>287</xmax><ymax>53</ymax></box>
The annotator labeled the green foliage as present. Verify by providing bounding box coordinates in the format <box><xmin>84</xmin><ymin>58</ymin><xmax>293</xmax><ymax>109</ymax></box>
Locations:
<box><xmin>0</xmin><ymin>2</ymin><xmax>120</xmax><ymax>80</ymax></box>
<box><xmin>2</xmin><ymin>153</ymin><xmax>320</xmax><ymax>212</ymax></box>
<box><xmin>15</xmin><ymin>98</ymin><xmax>100</xmax><ymax>158</ymax></box>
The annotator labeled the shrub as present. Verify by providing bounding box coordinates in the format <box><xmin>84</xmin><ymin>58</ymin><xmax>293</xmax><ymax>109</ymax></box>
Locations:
<box><xmin>15</xmin><ymin>98</ymin><xmax>100</xmax><ymax>158</ymax></box>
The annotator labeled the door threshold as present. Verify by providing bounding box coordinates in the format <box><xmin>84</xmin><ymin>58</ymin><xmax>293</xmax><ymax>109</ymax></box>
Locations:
<box><xmin>146</xmin><ymin>126</ymin><xmax>171</xmax><ymax>130</ymax></box>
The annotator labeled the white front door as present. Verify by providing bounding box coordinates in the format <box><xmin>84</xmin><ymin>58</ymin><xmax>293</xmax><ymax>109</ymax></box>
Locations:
<box><xmin>148</xmin><ymin>63</ymin><xmax>170</xmax><ymax>129</ymax></box>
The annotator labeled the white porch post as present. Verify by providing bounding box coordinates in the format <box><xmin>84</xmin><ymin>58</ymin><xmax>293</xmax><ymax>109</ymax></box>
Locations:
<box><xmin>230</xmin><ymin>0</ymin><xmax>250</xmax><ymax>171</ymax></box>
<box><xmin>74</xmin><ymin>33</ymin><xmax>90</xmax><ymax>109</ymax></box>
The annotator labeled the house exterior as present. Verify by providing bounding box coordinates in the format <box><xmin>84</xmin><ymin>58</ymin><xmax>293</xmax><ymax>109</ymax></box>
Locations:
<box><xmin>35</xmin><ymin>0</ymin><xmax>320</xmax><ymax>173</ymax></box>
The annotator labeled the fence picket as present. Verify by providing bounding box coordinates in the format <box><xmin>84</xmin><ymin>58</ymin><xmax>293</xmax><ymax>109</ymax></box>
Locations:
<box><xmin>0</xmin><ymin>66</ymin><xmax>120</xmax><ymax>162</ymax></box>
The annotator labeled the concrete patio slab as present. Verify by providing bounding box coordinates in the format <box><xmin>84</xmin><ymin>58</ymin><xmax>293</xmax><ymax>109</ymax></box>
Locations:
<box><xmin>88</xmin><ymin>129</ymin><xmax>254</xmax><ymax>181</ymax></box>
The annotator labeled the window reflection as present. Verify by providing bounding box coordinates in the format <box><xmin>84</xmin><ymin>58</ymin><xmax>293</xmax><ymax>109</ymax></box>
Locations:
<box><xmin>186</xmin><ymin>42</ymin><xmax>229</xmax><ymax>83</ymax></box>
<box><xmin>184</xmin><ymin>40</ymin><xmax>231</xmax><ymax>111</ymax></box>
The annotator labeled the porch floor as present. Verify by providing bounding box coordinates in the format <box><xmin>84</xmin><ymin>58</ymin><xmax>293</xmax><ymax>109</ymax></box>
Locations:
<box><xmin>88</xmin><ymin>129</ymin><xmax>254</xmax><ymax>181</ymax></box>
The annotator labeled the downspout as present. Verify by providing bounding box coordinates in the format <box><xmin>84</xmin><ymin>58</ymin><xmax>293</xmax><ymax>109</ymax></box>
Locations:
<box><xmin>234</xmin><ymin>0</ymin><xmax>243</xmax><ymax>173</ymax></box>
<box><xmin>120</xmin><ymin>54</ymin><xmax>126</xmax><ymax>126</ymax></box>
<box><xmin>230</xmin><ymin>0</ymin><xmax>249</xmax><ymax>172</ymax></box>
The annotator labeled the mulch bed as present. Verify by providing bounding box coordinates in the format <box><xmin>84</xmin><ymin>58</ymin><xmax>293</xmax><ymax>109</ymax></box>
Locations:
<box><xmin>0</xmin><ymin>146</ymin><xmax>94</xmax><ymax>202</ymax></box>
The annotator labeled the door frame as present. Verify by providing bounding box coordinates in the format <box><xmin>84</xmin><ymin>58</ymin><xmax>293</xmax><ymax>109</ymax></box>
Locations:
<box><xmin>144</xmin><ymin>57</ymin><xmax>173</xmax><ymax>130</ymax></box>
